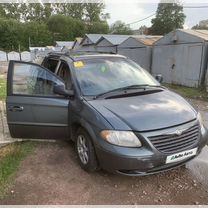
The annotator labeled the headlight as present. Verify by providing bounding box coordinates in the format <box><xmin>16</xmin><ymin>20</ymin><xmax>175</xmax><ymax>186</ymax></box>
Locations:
<box><xmin>100</xmin><ymin>130</ymin><xmax>142</xmax><ymax>147</ymax></box>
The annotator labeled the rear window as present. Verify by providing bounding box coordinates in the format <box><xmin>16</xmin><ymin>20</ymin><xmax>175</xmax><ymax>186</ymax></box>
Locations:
<box><xmin>42</xmin><ymin>58</ymin><xmax>59</xmax><ymax>73</ymax></box>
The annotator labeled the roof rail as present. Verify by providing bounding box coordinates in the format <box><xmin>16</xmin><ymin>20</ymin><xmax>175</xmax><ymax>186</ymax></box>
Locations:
<box><xmin>48</xmin><ymin>51</ymin><xmax>70</xmax><ymax>56</ymax></box>
<box><xmin>70</xmin><ymin>50</ymin><xmax>117</xmax><ymax>55</ymax></box>
<box><xmin>48</xmin><ymin>50</ymin><xmax>118</xmax><ymax>58</ymax></box>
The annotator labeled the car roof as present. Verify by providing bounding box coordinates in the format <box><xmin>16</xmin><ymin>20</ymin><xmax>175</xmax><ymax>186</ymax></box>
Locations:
<box><xmin>47</xmin><ymin>51</ymin><xmax>126</xmax><ymax>62</ymax></box>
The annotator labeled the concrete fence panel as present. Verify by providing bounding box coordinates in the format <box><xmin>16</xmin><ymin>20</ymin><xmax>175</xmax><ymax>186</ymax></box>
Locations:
<box><xmin>21</xmin><ymin>51</ymin><xmax>32</xmax><ymax>61</ymax></box>
<box><xmin>0</xmin><ymin>51</ymin><xmax>7</xmax><ymax>62</ymax></box>
<box><xmin>7</xmin><ymin>51</ymin><xmax>20</xmax><ymax>61</ymax></box>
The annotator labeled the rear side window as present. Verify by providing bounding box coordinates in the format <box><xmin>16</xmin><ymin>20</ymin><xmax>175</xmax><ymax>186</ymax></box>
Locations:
<box><xmin>11</xmin><ymin>62</ymin><xmax>63</xmax><ymax>96</ymax></box>
<box><xmin>42</xmin><ymin>58</ymin><xmax>59</xmax><ymax>73</ymax></box>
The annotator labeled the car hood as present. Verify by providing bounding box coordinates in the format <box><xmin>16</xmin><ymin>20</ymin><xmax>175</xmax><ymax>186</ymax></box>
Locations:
<box><xmin>88</xmin><ymin>89</ymin><xmax>197</xmax><ymax>131</ymax></box>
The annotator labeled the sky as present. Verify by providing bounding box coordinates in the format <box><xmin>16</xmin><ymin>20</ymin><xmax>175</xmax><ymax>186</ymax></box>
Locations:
<box><xmin>104</xmin><ymin>1</ymin><xmax>208</xmax><ymax>30</ymax></box>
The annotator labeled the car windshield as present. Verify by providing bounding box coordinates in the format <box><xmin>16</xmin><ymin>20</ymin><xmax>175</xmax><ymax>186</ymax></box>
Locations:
<box><xmin>74</xmin><ymin>57</ymin><xmax>159</xmax><ymax>96</ymax></box>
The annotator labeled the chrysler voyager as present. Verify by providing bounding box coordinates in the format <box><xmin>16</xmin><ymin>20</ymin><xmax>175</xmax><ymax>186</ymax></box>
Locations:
<box><xmin>6</xmin><ymin>52</ymin><xmax>208</xmax><ymax>175</ymax></box>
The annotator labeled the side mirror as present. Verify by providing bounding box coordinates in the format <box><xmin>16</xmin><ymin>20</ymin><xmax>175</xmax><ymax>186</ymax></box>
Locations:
<box><xmin>53</xmin><ymin>84</ymin><xmax>74</xmax><ymax>97</ymax></box>
<box><xmin>155</xmin><ymin>74</ymin><xmax>163</xmax><ymax>83</ymax></box>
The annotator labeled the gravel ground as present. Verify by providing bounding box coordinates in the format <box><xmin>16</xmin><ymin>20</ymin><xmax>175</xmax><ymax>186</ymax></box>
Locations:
<box><xmin>0</xmin><ymin>142</ymin><xmax>208</xmax><ymax>205</ymax></box>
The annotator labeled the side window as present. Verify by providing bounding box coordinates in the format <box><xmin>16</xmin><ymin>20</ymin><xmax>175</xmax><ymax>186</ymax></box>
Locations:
<box><xmin>57</xmin><ymin>62</ymin><xmax>72</xmax><ymax>90</ymax></box>
<box><xmin>12</xmin><ymin>62</ymin><xmax>63</xmax><ymax>96</ymax></box>
<box><xmin>42</xmin><ymin>58</ymin><xmax>59</xmax><ymax>73</ymax></box>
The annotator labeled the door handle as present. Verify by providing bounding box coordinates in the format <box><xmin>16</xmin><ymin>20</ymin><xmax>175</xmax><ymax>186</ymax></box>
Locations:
<box><xmin>8</xmin><ymin>106</ymin><xmax>24</xmax><ymax>112</ymax></box>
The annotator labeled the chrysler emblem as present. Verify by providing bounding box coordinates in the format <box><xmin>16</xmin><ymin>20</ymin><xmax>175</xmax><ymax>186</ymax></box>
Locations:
<box><xmin>174</xmin><ymin>129</ymin><xmax>183</xmax><ymax>136</ymax></box>
<box><xmin>165</xmin><ymin>128</ymin><xmax>186</xmax><ymax>136</ymax></box>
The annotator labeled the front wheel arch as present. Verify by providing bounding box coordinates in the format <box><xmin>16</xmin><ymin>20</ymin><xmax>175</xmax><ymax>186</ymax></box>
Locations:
<box><xmin>70</xmin><ymin>120</ymin><xmax>99</xmax><ymax>144</ymax></box>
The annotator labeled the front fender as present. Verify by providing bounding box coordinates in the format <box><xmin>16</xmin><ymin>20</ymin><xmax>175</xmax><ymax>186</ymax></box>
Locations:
<box><xmin>69</xmin><ymin>99</ymin><xmax>113</xmax><ymax>144</ymax></box>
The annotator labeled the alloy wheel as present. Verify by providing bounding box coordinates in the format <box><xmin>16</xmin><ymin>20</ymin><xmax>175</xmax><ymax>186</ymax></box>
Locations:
<box><xmin>77</xmin><ymin>135</ymin><xmax>89</xmax><ymax>165</ymax></box>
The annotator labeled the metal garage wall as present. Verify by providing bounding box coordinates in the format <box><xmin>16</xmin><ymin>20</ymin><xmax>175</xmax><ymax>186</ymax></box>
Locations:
<box><xmin>97</xmin><ymin>46</ymin><xmax>117</xmax><ymax>53</ymax></box>
<box><xmin>152</xmin><ymin>43</ymin><xmax>204</xmax><ymax>87</ymax></box>
<box><xmin>117</xmin><ymin>36</ymin><xmax>162</xmax><ymax>72</ymax></box>
<box><xmin>152</xmin><ymin>30</ymin><xmax>208</xmax><ymax>87</ymax></box>
<box><xmin>117</xmin><ymin>47</ymin><xmax>152</xmax><ymax>72</ymax></box>
<box><xmin>77</xmin><ymin>45</ymin><xmax>97</xmax><ymax>52</ymax></box>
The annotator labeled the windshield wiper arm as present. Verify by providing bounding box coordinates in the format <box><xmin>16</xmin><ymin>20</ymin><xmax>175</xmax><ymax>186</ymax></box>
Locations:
<box><xmin>93</xmin><ymin>87</ymin><xmax>130</xmax><ymax>99</ymax></box>
<box><xmin>121</xmin><ymin>84</ymin><xmax>150</xmax><ymax>89</ymax></box>
<box><xmin>123</xmin><ymin>84</ymin><xmax>163</xmax><ymax>89</ymax></box>
<box><xmin>94</xmin><ymin>84</ymin><xmax>160</xmax><ymax>99</ymax></box>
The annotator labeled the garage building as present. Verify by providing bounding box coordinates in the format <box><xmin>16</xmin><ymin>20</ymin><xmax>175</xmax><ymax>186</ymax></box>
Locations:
<box><xmin>117</xmin><ymin>36</ymin><xmax>162</xmax><ymax>72</ymax></box>
<box><xmin>77</xmin><ymin>34</ymin><xmax>104</xmax><ymax>52</ymax></box>
<box><xmin>152</xmin><ymin>29</ymin><xmax>208</xmax><ymax>87</ymax></box>
<box><xmin>95</xmin><ymin>35</ymin><xmax>130</xmax><ymax>53</ymax></box>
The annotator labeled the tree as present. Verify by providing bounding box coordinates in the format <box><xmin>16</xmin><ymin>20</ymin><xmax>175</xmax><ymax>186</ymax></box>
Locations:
<box><xmin>0</xmin><ymin>4</ymin><xmax>21</xmax><ymax>20</ymax></box>
<box><xmin>0</xmin><ymin>18</ymin><xmax>54</xmax><ymax>51</ymax></box>
<box><xmin>110</xmin><ymin>21</ymin><xmax>133</xmax><ymax>35</ymax></box>
<box><xmin>0</xmin><ymin>5</ymin><xmax>6</xmax><ymax>18</ymax></box>
<box><xmin>47</xmin><ymin>15</ymin><xmax>85</xmax><ymax>41</ymax></box>
<box><xmin>84</xmin><ymin>3</ymin><xmax>105</xmax><ymax>22</ymax></box>
<box><xmin>0</xmin><ymin>3</ymin><xmax>110</xmax><ymax>50</ymax></box>
<box><xmin>0</xmin><ymin>3</ymin><xmax>53</xmax><ymax>22</ymax></box>
<box><xmin>47</xmin><ymin>15</ymin><xmax>109</xmax><ymax>41</ymax></box>
<box><xmin>0</xmin><ymin>18</ymin><xmax>23</xmax><ymax>51</ymax></box>
<box><xmin>100</xmin><ymin>12</ymin><xmax>110</xmax><ymax>21</ymax></box>
<box><xmin>192</xmin><ymin>24</ymin><xmax>208</xmax><ymax>30</ymax></box>
<box><xmin>150</xmin><ymin>0</ymin><xmax>186</xmax><ymax>35</ymax></box>
<box><xmin>87</xmin><ymin>21</ymin><xmax>109</xmax><ymax>34</ymax></box>
<box><xmin>0</xmin><ymin>3</ymin><xmax>108</xmax><ymax>23</ymax></box>
<box><xmin>54</xmin><ymin>3</ymin><xmax>85</xmax><ymax>20</ymax></box>
<box><xmin>23</xmin><ymin>22</ymin><xmax>53</xmax><ymax>48</ymax></box>
<box><xmin>56</xmin><ymin>3</ymin><xmax>109</xmax><ymax>22</ymax></box>
<box><xmin>192</xmin><ymin>19</ymin><xmax>208</xmax><ymax>30</ymax></box>
<box><xmin>25</xmin><ymin>3</ymin><xmax>53</xmax><ymax>22</ymax></box>
<box><xmin>136</xmin><ymin>25</ymin><xmax>149</xmax><ymax>35</ymax></box>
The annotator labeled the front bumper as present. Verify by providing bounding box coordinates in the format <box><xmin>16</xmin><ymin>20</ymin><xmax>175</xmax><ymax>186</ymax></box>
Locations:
<box><xmin>95</xmin><ymin>121</ymin><xmax>208</xmax><ymax>176</ymax></box>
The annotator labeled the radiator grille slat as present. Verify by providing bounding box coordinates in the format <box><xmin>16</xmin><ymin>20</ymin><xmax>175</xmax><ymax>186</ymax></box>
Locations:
<box><xmin>159</xmin><ymin>141</ymin><xmax>197</xmax><ymax>154</ymax></box>
<box><xmin>159</xmin><ymin>137</ymin><xmax>197</xmax><ymax>151</ymax></box>
<box><xmin>151</xmin><ymin>132</ymin><xmax>198</xmax><ymax>146</ymax></box>
<box><xmin>148</xmin><ymin>124</ymin><xmax>199</xmax><ymax>154</ymax></box>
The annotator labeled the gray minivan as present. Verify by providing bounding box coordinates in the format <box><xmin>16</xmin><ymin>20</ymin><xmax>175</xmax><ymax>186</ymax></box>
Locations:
<box><xmin>6</xmin><ymin>52</ymin><xmax>208</xmax><ymax>176</ymax></box>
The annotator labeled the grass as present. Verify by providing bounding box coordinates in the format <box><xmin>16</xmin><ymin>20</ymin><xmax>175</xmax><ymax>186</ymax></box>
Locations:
<box><xmin>0</xmin><ymin>78</ymin><xmax>6</xmax><ymax>100</ymax></box>
<box><xmin>164</xmin><ymin>83</ymin><xmax>208</xmax><ymax>101</ymax></box>
<box><xmin>0</xmin><ymin>142</ymin><xmax>35</xmax><ymax>198</ymax></box>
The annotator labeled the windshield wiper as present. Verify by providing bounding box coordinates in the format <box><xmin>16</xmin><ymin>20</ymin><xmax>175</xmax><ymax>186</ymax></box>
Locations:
<box><xmin>94</xmin><ymin>84</ymin><xmax>162</xmax><ymax>99</ymax></box>
<box><xmin>120</xmin><ymin>84</ymin><xmax>161</xmax><ymax>89</ymax></box>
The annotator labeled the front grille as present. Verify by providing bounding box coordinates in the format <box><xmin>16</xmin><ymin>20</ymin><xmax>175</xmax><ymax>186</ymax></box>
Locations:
<box><xmin>148</xmin><ymin>124</ymin><xmax>199</xmax><ymax>154</ymax></box>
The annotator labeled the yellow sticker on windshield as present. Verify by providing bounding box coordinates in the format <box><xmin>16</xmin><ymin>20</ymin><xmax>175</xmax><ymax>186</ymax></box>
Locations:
<box><xmin>74</xmin><ymin>61</ymin><xmax>84</xmax><ymax>68</ymax></box>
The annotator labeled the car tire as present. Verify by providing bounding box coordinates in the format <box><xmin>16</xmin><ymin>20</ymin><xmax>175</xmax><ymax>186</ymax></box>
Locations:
<box><xmin>75</xmin><ymin>128</ymin><xmax>99</xmax><ymax>172</ymax></box>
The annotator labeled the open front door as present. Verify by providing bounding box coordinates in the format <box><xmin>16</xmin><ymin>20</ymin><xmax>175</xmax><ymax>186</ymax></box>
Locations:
<box><xmin>6</xmin><ymin>61</ymin><xmax>69</xmax><ymax>139</ymax></box>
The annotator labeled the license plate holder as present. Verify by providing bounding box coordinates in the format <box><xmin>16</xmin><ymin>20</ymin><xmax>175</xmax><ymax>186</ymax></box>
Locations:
<box><xmin>166</xmin><ymin>148</ymin><xmax>198</xmax><ymax>164</ymax></box>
